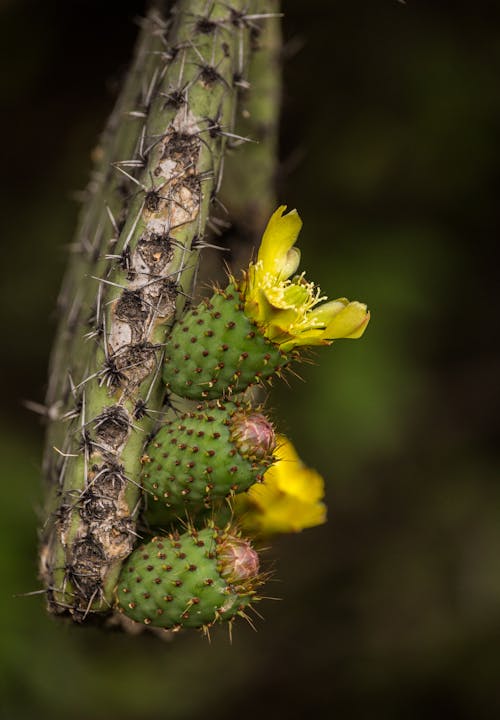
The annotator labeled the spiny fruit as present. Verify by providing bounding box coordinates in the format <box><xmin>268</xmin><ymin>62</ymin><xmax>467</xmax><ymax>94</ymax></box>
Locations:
<box><xmin>115</xmin><ymin>525</ymin><xmax>262</xmax><ymax>630</ymax></box>
<box><xmin>141</xmin><ymin>401</ymin><xmax>276</xmax><ymax>523</ymax></box>
<box><xmin>162</xmin><ymin>285</ymin><xmax>292</xmax><ymax>400</ymax></box>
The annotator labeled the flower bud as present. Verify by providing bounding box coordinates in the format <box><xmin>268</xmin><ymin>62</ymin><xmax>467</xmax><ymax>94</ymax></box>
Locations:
<box><xmin>218</xmin><ymin>535</ymin><xmax>260</xmax><ymax>585</ymax></box>
<box><xmin>230</xmin><ymin>410</ymin><xmax>276</xmax><ymax>461</ymax></box>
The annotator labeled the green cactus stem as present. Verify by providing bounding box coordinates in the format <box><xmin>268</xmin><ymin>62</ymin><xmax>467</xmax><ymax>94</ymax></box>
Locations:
<box><xmin>220</xmin><ymin>0</ymin><xmax>282</xmax><ymax>240</ymax></box>
<box><xmin>40</xmin><ymin>0</ymin><xmax>268</xmax><ymax>621</ymax></box>
<box><xmin>141</xmin><ymin>400</ymin><xmax>276</xmax><ymax>523</ymax></box>
<box><xmin>116</xmin><ymin>525</ymin><xmax>262</xmax><ymax>631</ymax></box>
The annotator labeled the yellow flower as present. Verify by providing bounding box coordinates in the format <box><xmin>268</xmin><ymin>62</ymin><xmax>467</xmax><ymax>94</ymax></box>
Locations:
<box><xmin>241</xmin><ymin>206</ymin><xmax>370</xmax><ymax>352</ymax></box>
<box><xmin>234</xmin><ymin>435</ymin><xmax>327</xmax><ymax>536</ymax></box>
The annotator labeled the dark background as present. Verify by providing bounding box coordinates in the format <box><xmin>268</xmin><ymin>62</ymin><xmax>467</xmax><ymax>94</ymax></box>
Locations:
<box><xmin>1</xmin><ymin>1</ymin><xmax>500</xmax><ymax>718</ymax></box>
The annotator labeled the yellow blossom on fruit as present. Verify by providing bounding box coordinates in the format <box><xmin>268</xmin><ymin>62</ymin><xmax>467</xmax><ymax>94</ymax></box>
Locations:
<box><xmin>241</xmin><ymin>205</ymin><xmax>370</xmax><ymax>352</ymax></box>
<box><xmin>234</xmin><ymin>435</ymin><xmax>327</xmax><ymax>536</ymax></box>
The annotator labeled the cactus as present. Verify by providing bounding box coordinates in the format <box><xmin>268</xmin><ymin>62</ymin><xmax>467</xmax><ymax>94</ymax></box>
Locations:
<box><xmin>141</xmin><ymin>400</ymin><xmax>276</xmax><ymax>523</ymax></box>
<box><xmin>39</xmin><ymin>0</ymin><xmax>269</xmax><ymax>621</ymax></box>
<box><xmin>116</xmin><ymin>525</ymin><xmax>261</xmax><ymax>630</ymax></box>
<box><xmin>39</xmin><ymin>0</ymin><xmax>370</xmax><ymax>635</ymax></box>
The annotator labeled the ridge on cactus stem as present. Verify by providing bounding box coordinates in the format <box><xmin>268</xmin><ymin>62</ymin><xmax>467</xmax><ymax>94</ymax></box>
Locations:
<box><xmin>239</xmin><ymin>205</ymin><xmax>370</xmax><ymax>352</ymax></box>
<box><xmin>233</xmin><ymin>435</ymin><xmax>327</xmax><ymax>536</ymax></box>
<box><xmin>163</xmin><ymin>206</ymin><xmax>370</xmax><ymax>400</ymax></box>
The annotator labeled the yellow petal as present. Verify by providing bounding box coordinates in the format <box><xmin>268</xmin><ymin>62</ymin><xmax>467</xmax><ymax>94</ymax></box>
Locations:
<box><xmin>244</xmin><ymin>495</ymin><xmax>327</xmax><ymax>535</ymax></box>
<box><xmin>258</xmin><ymin>206</ymin><xmax>303</xmax><ymax>279</ymax></box>
<box><xmin>279</xmin><ymin>330</ymin><xmax>331</xmax><ymax>352</ymax></box>
<box><xmin>276</xmin><ymin>466</ymin><xmax>325</xmax><ymax>503</ymax></box>
<box><xmin>274</xmin><ymin>434</ymin><xmax>301</xmax><ymax>464</ymax></box>
<box><xmin>282</xmin><ymin>247</ymin><xmax>301</xmax><ymax>278</ymax></box>
<box><xmin>307</xmin><ymin>298</ymin><xmax>349</xmax><ymax>325</ymax></box>
<box><xmin>324</xmin><ymin>301</ymin><xmax>370</xmax><ymax>339</ymax></box>
<box><xmin>245</xmin><ymin>477</ymin><xmax>281</xmax><ymax>508</ymax></box>
<box><xmin>238</xmin><ymin>435</ymin><xmax>328</xmax><ymax>535</ymax></box>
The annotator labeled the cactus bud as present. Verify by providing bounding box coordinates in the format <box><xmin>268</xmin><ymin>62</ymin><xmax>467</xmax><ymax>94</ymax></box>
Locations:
<box><xmin>217</xmin><ymin>536</ymin><xmax>260</xmax><ymax>586</ymax></box>
<box><xmin>230</xmin><ymin>410</ymin><xmax>276</xmax><ymax>461</ymax></box>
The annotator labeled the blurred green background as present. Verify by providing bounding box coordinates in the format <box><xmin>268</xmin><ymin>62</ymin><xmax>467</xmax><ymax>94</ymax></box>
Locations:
<box><xmin>1</xmin><ymin>0</ymin><xmax>500</xmax><ymax>718</ymax></box>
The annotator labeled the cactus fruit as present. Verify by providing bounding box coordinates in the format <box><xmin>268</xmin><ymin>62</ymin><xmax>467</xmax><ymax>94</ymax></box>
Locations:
<box><xmin>141</xmin><ymin>401</ymin><xmax>276</xmax><ymax>522</ymax></box>
<box><xmin>116</xmin><ymin>525</ymin><xmax>261</xmax><ymax>630</ymax></box>
<box><xmin>163</xmin><ymin>285</ymin><xmax>291</xmax><ymax>400</ymax></box>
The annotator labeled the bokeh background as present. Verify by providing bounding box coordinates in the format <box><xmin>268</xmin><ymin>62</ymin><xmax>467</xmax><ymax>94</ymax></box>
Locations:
<box><xmin>1</xmin><ymin>0</ymin><xmax>500</xmax><ymax>718</ymax></box>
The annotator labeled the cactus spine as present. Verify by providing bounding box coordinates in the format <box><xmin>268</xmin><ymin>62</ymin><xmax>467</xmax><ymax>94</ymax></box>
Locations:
<box><xmin>40</xmin><ymin>1</ymin><xmax>265</xmax><ymax>621</ymax></box>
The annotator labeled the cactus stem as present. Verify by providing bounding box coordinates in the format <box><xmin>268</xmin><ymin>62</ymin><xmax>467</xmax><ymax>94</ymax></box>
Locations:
<box><xmin>42</xmin><ymin>1</ymin><xmax>266</xmax><ymax>621</ymax></box>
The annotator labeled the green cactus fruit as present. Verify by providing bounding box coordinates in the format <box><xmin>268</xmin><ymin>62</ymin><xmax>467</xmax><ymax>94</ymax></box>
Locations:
<box><xmin>141</xmin><ymin>401</ymin><xmax>276</xmax><ymax>523</ymax></box>
<box><xmin>116</xmin><ymin>525</ymin><xmax>261</xmax><ymax>630</ymax></box>
<box><xmin>162</xmin><ymin>285</ymin><xmax>292</xmax><ymax>400</ymax></box>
